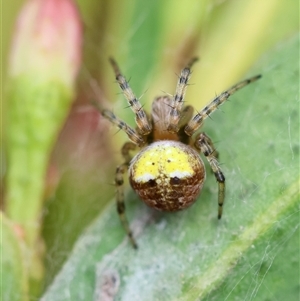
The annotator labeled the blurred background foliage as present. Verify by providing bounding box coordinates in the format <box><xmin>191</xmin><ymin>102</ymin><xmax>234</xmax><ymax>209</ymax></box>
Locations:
<box><xmin>2</xmin><ymin>0</ymin><xmax>298</xmax><ymax>300</ymax></box>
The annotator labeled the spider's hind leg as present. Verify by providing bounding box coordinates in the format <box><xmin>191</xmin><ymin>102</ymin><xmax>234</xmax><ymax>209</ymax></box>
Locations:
<box><xmin>115</xmin><ymin>142</ymin><xmax>138</xmax><ymax>249</ymax></box>
<box><xmin>194</xmin><ymin>132</ymin><xmax>225</xmax><ymax>219</ymax></box>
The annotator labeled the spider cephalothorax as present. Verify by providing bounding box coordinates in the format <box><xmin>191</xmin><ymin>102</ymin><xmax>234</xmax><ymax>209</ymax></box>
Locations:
<box><xmin>100</xmin><ymin>57</ymin><xmax>261</xmax><ymax>248</ymax></box>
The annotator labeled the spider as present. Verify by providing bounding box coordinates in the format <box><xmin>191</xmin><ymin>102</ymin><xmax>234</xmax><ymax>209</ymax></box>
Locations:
<box><xmin>100</xmin><ymin>57</ymin><xmax>261</xmax><ymax>248</ymax></box>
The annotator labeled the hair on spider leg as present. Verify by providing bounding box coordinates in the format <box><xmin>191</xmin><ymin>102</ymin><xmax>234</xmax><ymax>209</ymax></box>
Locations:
<box><xmin>193</xmin><ymin>106</ymin><xmax>214</xmax><ymax>122</ymax></box>
<box><xmin>185</xmin><ymin>81</ymin><xmax>197</xmax><ymax>87</ymax></box>
<box><xmin>139</xmin><ymin>88</ymin><xmax>149</xmax><ymax>99</ymax></box>
<box><xmin>121</xmin><ymin>99</ymin><xmax>147</xmax><ymax>110</ymax></box>
<box><xmin>114</xmin><ymin>90</ymin><xmax>125</xmax><ymax>97</ymax></box>
<box><xmin>159</xmin><ymin>90</ymin><xmax>173</xmax><ymax>97</ymax></box>
<box><xmin>162</xmin><ymin>100</ymin><xmax>173</xmax><ymax>108</ymax></box>
<box><xmin>125</xmin><ymin>76</ymin><xmax>132</xmax><ymax>84</ymax></box>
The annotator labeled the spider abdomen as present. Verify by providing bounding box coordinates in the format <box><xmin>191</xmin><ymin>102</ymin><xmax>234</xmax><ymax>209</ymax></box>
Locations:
<box><xmin>129</xmin><ymin>141</ymin><xmax>206</xmax><ymax>211</ymax></box>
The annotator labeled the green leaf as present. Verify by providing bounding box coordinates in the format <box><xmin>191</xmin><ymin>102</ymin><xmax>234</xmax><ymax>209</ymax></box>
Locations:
<box><xmin>6</xmin><ymin>77</ymin><xmax>72</xmax><ymax>243</ymax></box>
<box><xmin>1</xmin><ymin>213</ymin><xmax>29</xmax><ymax>301</ymax></box>
<box><xmin>41</xmin><ymin>35</ymin><xmax>299</xmax><ymax>301</ymax></box>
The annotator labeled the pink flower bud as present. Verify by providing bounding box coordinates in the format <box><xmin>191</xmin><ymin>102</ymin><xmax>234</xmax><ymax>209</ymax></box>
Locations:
<box><xmin>6</xmin><ymin>0</ymin><xmax>83</xmax><ymax>257</ymax></box>
<box><xmin>9</xmin><ymin>0</ymin><xmax>82</xmax><ymax>87</ymax></box>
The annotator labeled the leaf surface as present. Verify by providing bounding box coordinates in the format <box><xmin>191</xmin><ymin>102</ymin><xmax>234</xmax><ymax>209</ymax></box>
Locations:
<box><xmin>41</xmin><ymin>35</ymin><xmax>299</xmax><ymax>301</ymax></box>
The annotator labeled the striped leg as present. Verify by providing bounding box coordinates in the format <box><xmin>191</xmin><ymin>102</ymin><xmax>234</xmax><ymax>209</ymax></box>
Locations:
<box><xmin>109</xmin><ymin>58</ymin><xmax>152</xmax><ymax>135</ymax></box>
<box><xmin>185</xmin><ymin>75</ymin><xmax>262</xmax><ymax>136</ymax></box>
<box><xmin>102</xmin><ymin>109</ymin><xmax>144</xmax><ymax>146</ymax></box>
<box><xmin>168</xmin><ymin>58</ymin><xmax>198</xmax><ymax>133</ymax></box>
<box><xmin>92</xmin><ymin>100</ymin><xmax>145</xmax><ymax>146</ymax></box>
<box><xmin>194</xmin><ymin>133</ymin><xmax>225</xmax><ymax>219</ymax></box>
<box><xmin>115</xmin><ymin>142</ymin><xmax>138</xmax><ymax>248</ymax></box>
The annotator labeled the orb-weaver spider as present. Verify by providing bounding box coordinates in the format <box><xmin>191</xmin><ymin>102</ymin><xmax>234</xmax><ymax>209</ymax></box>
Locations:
<box><xmin>99</xmin><ymin>58</ymin><xmax>261</xmax><ymax>248</ymax></box>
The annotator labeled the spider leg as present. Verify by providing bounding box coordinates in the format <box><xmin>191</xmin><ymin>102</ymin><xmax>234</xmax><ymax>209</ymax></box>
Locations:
<box><xmin>167</xmin><ymin>58</ymin><xmax>198</xmax><ymax>133</ymax></box>
<box><xmin>185</xmin><ymin>74</ymin><xmax>261</xmax><ymax>136</ymax></box>
<box><xmin>116</xmin><ymin>142</ymin><xmax>138</xmax><ymax>248</ymax></box>
<box><xmin>102</xmin><ymin>109</ymin><xmax>145</xmax><ymax>146</ymax></box>
<box><xmin>109</xmin><ymin>58</ymin><xmax>152</xmax><ymax>135</ymax></box>
<box><xmin>194</xmin><ymin>132</ymin><xmax>225</xmax><ymax>219</ymax></box>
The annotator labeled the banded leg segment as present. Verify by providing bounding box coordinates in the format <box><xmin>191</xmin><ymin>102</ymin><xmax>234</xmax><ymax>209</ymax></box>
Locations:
<box><xmin>109</xmin><ymin>58</ymin><xmax>152</xmax><ymax>135</ymax></box>
<box><xmin>194</xmin><ymin>132</ymin><xmax>225</xmax><ymax>219</ymax></box>
<box><xmin>185</xmin><ymin>74</ymin><xmax>262</xmax><ymax>136</ymax></box>
<box><xmin>102</xmin><ymin>109</ymin><xmax>145</xmax><ymax>146</ymax></box>
<box><xmin>167</xmin><ymin>58</ymin><xmax>198</xmax><ymax>133</ymax></box>
<box><xmin>115</xmin><ymin>142</ymin><xmax>138</xmax><ymax>248</ymax></box>
<box><xmin>93</xmin><ymin>99</ymin><xmax>145</xmax><ymax>146</ymax></box>
<box><xmin>121</xmin><ymin>141</ymin><xmax>137</xmax><ymax>163</ymax></box>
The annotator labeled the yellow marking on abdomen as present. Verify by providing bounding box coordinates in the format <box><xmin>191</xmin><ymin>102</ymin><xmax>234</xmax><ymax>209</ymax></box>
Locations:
<box><xmin>132</xmin><ymin>141</ymin><xmax>195</xmax><ymax>183</ymax></box>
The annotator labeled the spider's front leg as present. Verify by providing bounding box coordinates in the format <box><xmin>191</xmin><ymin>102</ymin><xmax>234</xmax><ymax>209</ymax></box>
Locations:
<box><xmin>115</xmin><ymin>142</ymin><xmax>138</xmax><ymax>249</ymax></box>
<box><xmin>194</xmin><ymin>133</ymin><xmax>225</xmax><ymax>219</ymax></box>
